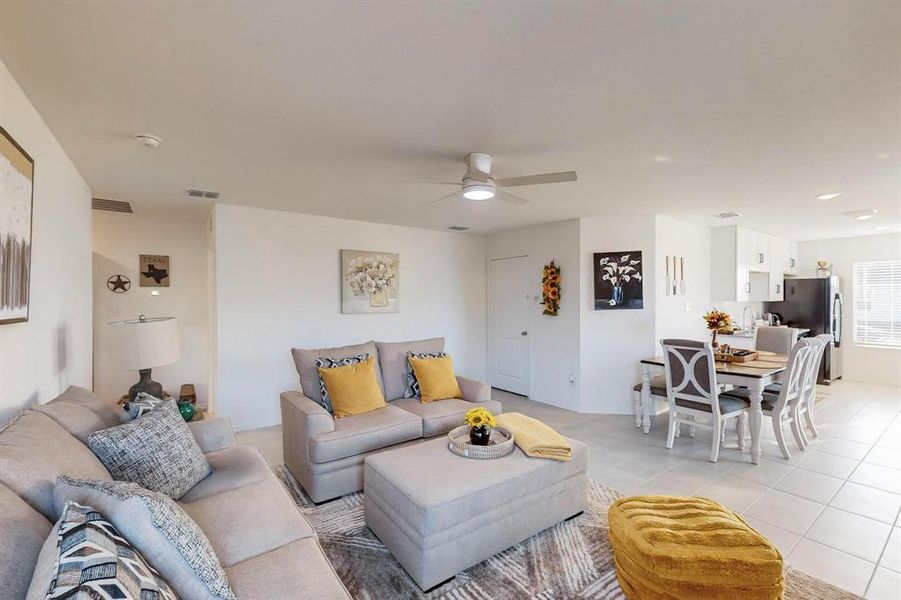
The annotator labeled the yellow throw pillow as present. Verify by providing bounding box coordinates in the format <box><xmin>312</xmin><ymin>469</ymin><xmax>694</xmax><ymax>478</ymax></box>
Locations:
<box><xmin>317</xmin><ymin>356</ymin><xmax>386</xmax><ymax>418</ymax></box>
<box><xmin>409</xmin><ymin>355</ymin><xmax>463</xmax><ymax>403</ymax></box>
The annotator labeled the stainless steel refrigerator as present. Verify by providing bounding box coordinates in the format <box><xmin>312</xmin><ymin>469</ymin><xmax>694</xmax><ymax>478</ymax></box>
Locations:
<box><xmin>765</xmin><ymin>276</ymin><xmax>843</xmax><ymax>384</ymax></box>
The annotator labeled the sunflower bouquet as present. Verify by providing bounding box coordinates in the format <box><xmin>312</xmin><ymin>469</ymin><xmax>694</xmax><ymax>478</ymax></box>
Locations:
<box><xmin>541</xmin><ymin>261</ymin><xmax>562</xmax><ymax>316</ymax></box>
<box><xmin>464</xmin><ymin>407</ymin><xmax>497</xmax><ymax>446</ymax></box>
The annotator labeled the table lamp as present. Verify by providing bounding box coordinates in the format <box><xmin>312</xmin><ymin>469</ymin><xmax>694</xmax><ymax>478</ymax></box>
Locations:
<box><xmin>108</xmin><ymin>315</ymin><xmax>180</xmax><ymax>401</ymax></box>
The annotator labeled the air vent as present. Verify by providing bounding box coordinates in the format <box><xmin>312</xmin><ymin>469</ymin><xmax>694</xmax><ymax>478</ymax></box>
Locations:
<box><xmin>187</xmin><ymin>189</ymin><xmax>220</xmax><ymax>199</ymax></box>
<box><xmin>448</xmin><ymin>225</ymin><xmax>470</xmax><ymax>231</ymax></box>
<box><xmin>92</xmin><ymin>198</ymin><xmax>133</xmax><ymax>213</ymax></box>
<box><xmin>715</xmin><ymin>211</ymin><xmax>743</xmax><ymax>219</ymax></box>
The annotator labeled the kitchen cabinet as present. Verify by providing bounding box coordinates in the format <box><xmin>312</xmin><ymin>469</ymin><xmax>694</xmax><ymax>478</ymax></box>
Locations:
<box><xmin>712</xmin><ymin>226</ymin><xmax>794</xmax><ymax>302</ymax></box>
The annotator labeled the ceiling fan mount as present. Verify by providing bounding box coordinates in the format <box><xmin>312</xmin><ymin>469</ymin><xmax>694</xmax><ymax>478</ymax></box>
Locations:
<box><xmin>423</xmin><ymin>152</ymin><xmax>577</xmax><ymax>207</ymax></box>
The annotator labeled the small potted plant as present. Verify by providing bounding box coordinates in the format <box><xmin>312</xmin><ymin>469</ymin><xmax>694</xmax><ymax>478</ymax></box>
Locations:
<box><xmin>702</xmin><ymin>309</ymin><xmax>733</xmax><ymax>349</ymax></box>
<box><xmin>464</xmin><ymin>407</ymin><xmax>497</xmax><ymax>446</ymax></box>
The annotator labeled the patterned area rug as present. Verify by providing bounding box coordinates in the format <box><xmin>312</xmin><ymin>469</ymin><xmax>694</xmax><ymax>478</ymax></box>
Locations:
<box><xmin>274</xmin><ymin>465</ymin><xmax>860</xmax><ymax>600</ymax></box>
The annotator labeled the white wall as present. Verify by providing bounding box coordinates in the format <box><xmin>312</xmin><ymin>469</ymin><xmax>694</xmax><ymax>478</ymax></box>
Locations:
<box><xmin>213</xmin><ymin>203</ymin><xmax>488</xmax><ymax>431</ymax></box>
<box><xmin>0</xmin><ymin>60</ymin><xmax>92</xmax><ymax>422</ymax></box>
<box><xmin>579</xmin><ymin>216</ymin><xmax>657</xmax><ymax>414</ymax></box>
<box><xmin>92</xmin><ymin>211</ymin><xmax>211</xmax><ymax>407</ymax></box>
<box><xmin>799</xmin><ymin>233</ymin><xmax>901</xmax><ymax>385</ymax></box>
<box><xmin>486</xmin><ymin>220</ymin><xmax>581</xmax><ymax>410</ymax></box>
<box><xmin>654</xmin><ymin>216</ymin><xmax>712</xmax><ymax>342</ymax></box>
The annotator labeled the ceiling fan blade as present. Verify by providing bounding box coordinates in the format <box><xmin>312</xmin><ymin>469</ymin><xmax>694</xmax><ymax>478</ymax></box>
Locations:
<box><xmin>495</xmin><ymin>171</ymin><xmax>577</xmax><ymax>188</ymax></box>
<box><xmin>426</xmin><ymin>190</ymin><xmax>461</xmax><ymax>206</ymax></box>
<box><xmin>390</xmin><ymin>178</ymin><xmax>462</xmax><ymax>186</ymax></box>
<box><xmin>497</xmin><ymin>188</ymin><xmax>531</xmax><ymax>206</ymax></box>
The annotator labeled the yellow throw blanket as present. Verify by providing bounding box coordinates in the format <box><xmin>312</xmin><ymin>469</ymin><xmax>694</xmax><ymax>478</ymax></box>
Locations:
<box><xmin>495</xmin><ymin>412</ymin><xmax>572</xmax><ymax>461</ymax></box>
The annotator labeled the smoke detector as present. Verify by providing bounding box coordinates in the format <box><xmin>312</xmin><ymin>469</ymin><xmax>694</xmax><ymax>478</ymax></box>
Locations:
<box><xmin>134</xmin><ymin>133</ymin><xmax>161</xmax><ymax>148</ymax></box>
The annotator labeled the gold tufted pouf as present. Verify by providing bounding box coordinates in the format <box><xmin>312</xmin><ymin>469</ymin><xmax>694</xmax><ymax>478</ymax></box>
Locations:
<box><xmin>608</xmin><ymin>496</ymin><xmax>784</xmax><ymax>600</ymax></box>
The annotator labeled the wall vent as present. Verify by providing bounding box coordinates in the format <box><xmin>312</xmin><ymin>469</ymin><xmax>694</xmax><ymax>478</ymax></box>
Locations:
<box><xmin>92</xmin><ymin>197</ymin><xmax>133</xmax><ymax>213</ymax></box>
<box><xmin>448</xmin><ymin>225</ymin><xmax>470</xmax><ymax>231</ymax></box>
<box><xmin>714</xmin><ymin>211</ymin><xmax>742</xmax><ymax>219</ymax></box>
<box><xmin>187</xmin><ymin>189</ymin><xmax>220</xmax><ymax>199</ymax></box>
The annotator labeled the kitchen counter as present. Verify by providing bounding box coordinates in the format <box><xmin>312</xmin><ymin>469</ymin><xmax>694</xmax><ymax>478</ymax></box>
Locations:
<box><xmin>718</xmin><ymin>328</ymin><xmax>811</xmax><ymax>349</ymax></box>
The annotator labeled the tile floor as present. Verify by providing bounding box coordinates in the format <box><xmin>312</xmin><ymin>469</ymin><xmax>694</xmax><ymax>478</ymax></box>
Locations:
<box><xmin>238</xmin><ymin>379</ymin><xmax>901</xmax><ymax>599</ymax></box>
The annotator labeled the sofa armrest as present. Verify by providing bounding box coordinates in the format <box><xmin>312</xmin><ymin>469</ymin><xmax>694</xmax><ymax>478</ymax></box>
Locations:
<box><xmin>188</xmin><ymin>417</ymin><xmax>237</xmax><ymax>453</ymax></box>
<box><xmin>457</xmin><ymin>376</ymin><xmax>491</xmax><ymax>403</ymax></box>
<box><xmin>280</xmin><ymin>391</ymin><xmax>335</xmax><ymax>483</ymax></box>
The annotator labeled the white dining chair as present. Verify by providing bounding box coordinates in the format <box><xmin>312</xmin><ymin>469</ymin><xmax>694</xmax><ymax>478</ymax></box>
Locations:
<box><xmin>721</xmin><ymin>339</ymin><xmax>815</xmax><ymax>460</ymax></box>
<box><xmin>660</xmin><ymin>339</ymin><xmax>747</xmax><ymax>462</ymax></box>
<box><xmin>755</xmin><ymin>326</ymin><xmax>798</xmax><ymax>355</ymax></box>
<box><xmin>795</xmin><ymin>334</ymin><xmax>831</xmax><ymax>445</ymax></box>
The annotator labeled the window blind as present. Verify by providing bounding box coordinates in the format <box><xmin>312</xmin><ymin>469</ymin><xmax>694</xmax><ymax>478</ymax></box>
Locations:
<box><xmin>853</xmin><ymin>260</ymin><xmax>901</xmax><ymax>348</ymax></box>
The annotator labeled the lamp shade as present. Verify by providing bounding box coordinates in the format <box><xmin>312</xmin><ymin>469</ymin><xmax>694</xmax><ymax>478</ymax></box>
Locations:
<box><xmin>108</xmin><ymin>316</ymin><xmax>180</xmax><ymax>370</ymax></box>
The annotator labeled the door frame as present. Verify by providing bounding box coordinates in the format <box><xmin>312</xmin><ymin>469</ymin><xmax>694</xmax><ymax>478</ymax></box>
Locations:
<box><xmin>487</xmin><ymin>254</ymin><xmax>531</xmax><ymax>396</ymax></box>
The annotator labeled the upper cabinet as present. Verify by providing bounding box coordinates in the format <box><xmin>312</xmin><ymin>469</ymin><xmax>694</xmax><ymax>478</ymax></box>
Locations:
<box><xmin>711</xmin><ymin>226</ymin><xmax>796</xmax><ymax>302</ymax></box>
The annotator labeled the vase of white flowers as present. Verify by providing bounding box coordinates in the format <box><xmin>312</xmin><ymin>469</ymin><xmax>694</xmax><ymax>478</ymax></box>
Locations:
<box><xmin>343</xmin><ymin>254</ymin><xmax>397</xmax><ymax>308</ymax></box>
<box><xmin>598</xmin><ymin>254</ymin><xmax>642</xmax><ymax>307</ymax></box>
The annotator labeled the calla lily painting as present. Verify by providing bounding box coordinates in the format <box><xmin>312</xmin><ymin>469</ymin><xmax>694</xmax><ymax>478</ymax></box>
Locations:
<box><xmin>593</xmin><ymin>251</ymin><xmax>643</xmax><ymax>310</ymax></box>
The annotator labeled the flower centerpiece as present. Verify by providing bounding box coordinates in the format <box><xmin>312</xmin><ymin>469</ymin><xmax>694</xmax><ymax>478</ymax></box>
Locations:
<box><xmin>540</xmin><ymin>260</ymin><xmax>561</xmax><ymax>316</ymax></box>
<box><xmin>702</xmin><ymin>309</ymin><xmax>733</xmax><ymax>348</ymax></box>
<box><xmin>464</xmin><ymin>407</ymin><xmax>497</xmax><ymax>446</ymax></box>
<box><xmin>598</xmin><ymin>254</ymin><xmax>642</xmax><ymax>307</ymax></box>
<box><xmin>343</xmin><ymin>253</ymin><xmax>398</xmax><ymax>308</ymax></box>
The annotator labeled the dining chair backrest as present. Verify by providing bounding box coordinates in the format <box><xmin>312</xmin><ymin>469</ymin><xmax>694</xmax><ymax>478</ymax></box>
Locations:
<box><xmin>755</xmin><ymin>326</ymin><xmax>799</xmax><ymax>355</ymax></box>
<box><xmin>660</xmin><ymin>338</ymin><xmax>720</xmax><ymax>416</ymax></box>
<box><xmin>802</xmin><ymin>335</ymin><xmax>831</xmax><ymax>393</ymax></box>
<box><xmin>771</xmin><ymin>339</ymin><xmax>815</xmax><ymax>413</ymax></box>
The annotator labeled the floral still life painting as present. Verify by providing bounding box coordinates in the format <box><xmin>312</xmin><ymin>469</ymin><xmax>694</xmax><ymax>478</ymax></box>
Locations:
<box><xmin>594</xmin><ymin>251</ymin><xmax>643</xmax><ymax>310</ymax></box>
<box><xmin>341</xmin><ymin>250</ymin><xmax>399</xmax><ymax>314</ymax></box>
<box><xmin>541</xmin><ymin>260</ymin><xmax>561</xmax><ymax>316</ymax></box>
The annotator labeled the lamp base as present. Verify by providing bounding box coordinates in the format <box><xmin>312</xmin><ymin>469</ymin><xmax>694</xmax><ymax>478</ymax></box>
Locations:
<box><xmin>128</xmin><ymin>369</ymin><xmax>163</xmax><ymax>401</ymax></box>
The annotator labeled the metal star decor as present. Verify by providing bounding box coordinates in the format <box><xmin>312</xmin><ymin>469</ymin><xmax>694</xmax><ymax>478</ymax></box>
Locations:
<box><xmin>107</xmin><ymin>274</ymin><xmax>131</xmax><ymax>293</ymax></box>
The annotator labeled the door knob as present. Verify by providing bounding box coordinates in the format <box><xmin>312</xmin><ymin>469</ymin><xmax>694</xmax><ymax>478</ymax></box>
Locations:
<box><xmin>521</xmin><ymin>331</ymin><xmax>528</xmax><ymax>336</ymax></box>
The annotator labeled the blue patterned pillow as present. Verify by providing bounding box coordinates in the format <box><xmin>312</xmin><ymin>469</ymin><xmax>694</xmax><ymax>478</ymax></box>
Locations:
<box><xmin>88</xmin><ymin>400</ymin><xmax>210</xmax><ymax>499</ymax></box>
<box><xmin>47</xmin><ymin>501</ymin><xmax>177</xmax><ymax>600</ymax></box>
<box><xmin>404</xmin><ymin>351</ymin><xmax>448</xmax><ymax>398</ymax></box>
<box><xmin>314</xmin><ymin>353</ymin><xmax>369</xmax><ymax>413</ymax></box>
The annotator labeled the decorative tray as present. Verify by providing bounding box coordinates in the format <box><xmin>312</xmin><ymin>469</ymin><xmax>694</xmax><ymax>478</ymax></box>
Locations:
<box><xmin>714</xmin><ymin>351</ymin><xmax>760</xmax><ymax>363</ymax></box>
<box><xmin>447</xmin><ymin>425</ymin><xmax>515</xmax><ymax>460</ymax></box>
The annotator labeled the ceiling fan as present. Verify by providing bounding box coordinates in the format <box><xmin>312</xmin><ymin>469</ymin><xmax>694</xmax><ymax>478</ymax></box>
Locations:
<box><xmin>422</xmin><ymin>153</ymin><xmax>577</xmax><ymax>206</ymax></box>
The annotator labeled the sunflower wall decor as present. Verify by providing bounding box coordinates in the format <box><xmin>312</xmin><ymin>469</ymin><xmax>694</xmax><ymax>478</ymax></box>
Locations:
<box><xmin>541</xmin><ymin>260</ymin><xmax>561</xmax><ymax>316</ymax></box>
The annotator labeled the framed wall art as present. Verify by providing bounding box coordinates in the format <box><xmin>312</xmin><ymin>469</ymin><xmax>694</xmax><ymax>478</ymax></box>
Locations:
<box><xmin>341</xmin><ymin>249</ymin><xmax>399</xmax><ymax>314</ymax></box>
<box><xmin>0</xmin><ymin>126</ymin><xmax>35</xmax><ymax>324</ymax></box>
<box><xmin>593</xmin><ymin>251</ymin><xmax>643</xmax><ymax>310</ymax></box>
<box><xmin>139</xmin><ymin>254</ymin><xmax>170</xmax><ymax>287</ymax></box>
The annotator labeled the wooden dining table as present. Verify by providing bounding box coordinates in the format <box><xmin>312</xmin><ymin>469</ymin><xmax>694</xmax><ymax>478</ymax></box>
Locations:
<box><xmin>638</xmin><ymin>352</ymin><xmax>789</xmax><ymax>464</ymax></box>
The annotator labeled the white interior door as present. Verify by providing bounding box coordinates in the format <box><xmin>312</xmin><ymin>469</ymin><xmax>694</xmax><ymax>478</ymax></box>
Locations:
<box><xmin>488</xmin><ymin>256</ymin><xmax>531</xmax><ymax>395</ymax></box>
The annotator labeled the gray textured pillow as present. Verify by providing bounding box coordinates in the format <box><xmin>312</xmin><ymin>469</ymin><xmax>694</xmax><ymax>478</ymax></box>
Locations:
<box><xmin>54</xmin><ymin>477</ymin><xmax>234</xmax><ymax>600</ymax></box>
<box><xmin>42</xmin><ymin>501</ymin><xmax>177</xmax><ymax>600</ymax></box>
<box><xmin>88</xmin><ymin>400</ymin><xmax>210</xmax><ymax>499</ymax></box>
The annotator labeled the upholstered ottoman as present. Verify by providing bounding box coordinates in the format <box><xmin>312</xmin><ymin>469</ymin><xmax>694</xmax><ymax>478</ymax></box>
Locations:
<box><xmin>364</xmin><ymin>436</ymin><xmax>589</xmax><ymax>591</ymax></box>
<box><xmin>608</xmin><ymin>496</ymin><xmax>784</xmax><ymax>600</ymax></box>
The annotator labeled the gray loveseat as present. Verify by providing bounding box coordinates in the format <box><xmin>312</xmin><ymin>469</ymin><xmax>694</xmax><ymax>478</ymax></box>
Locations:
<box><xmin>281</xmin><ymin>337</ymin><xmax>502</xmax><ymax>503</ymax></box>
<box><xmin>0</xmin><ymin>386</ymin><xmax>350</xmax><ymax>600</ymax></box>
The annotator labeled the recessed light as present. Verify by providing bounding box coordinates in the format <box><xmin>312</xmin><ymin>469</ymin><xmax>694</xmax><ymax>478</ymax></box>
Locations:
<box><xmin>844</xmin><ymin>208</ymin><xmax>877</xmax><ymax>221</ymax></box>
<box><xmin>875</xmin><ymin>226</ymin><xmax>889</xmax><ymax>231</ymax></box>
<box><xmin>816</xmin><ymin>192</ymin><xmax>841</xmax><ymax>201</ymax></box>
<box><xmin>715</xmin><ymin>211</ymin><xmax>742</xmax><ymax>219</ymax></box>
<box><xmin>652</xmin><ymin>156</ymin><xmax>674</xmax><ymax>163</ymax></box>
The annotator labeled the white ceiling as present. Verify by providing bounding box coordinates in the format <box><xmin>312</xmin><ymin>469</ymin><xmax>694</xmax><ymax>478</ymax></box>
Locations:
<box><xmin>1</xmin><ymin>1</ymin><xmax>899</xmax><ymax>239</ymax></box>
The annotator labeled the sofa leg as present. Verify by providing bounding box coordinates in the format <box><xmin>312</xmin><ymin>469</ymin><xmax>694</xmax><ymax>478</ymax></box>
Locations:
<box><xmin>423</xmin><ymin>576</ymin><xmax>455</xmax><ymax>593</ymax></box>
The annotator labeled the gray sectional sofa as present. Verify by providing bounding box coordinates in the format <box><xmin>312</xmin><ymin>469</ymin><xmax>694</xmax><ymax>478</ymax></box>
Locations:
<box><xmin>0</xmin><ymin>386</ymin><xmax>350</xmax><ymax>600</ymax></box>
<box><xmin>282</xmin><ymin>337</ymin><xmax>502</xmax><ymax>503</ymax></box>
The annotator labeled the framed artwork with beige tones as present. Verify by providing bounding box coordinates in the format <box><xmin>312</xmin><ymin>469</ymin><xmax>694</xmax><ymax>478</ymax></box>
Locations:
<box><xmin>139</xmin><ymin>254</ymin><xmax>170</xmax><ymax>287</ymax></box>
<box><xmin>0</xmin><ymin>126</ymin><xmax>34</xmax><ymax>324</ymax></box>
<box><xmin>341</xmin><ymin>249</ymin><xmax>399</xmax><ymax>314</ymax></box>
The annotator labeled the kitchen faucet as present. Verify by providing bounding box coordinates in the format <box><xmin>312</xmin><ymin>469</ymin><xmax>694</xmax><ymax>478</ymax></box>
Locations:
<box><xmin>743</xmin><ymin>305</ymin><xmax>756</xmax><ymax>331</ymax></box>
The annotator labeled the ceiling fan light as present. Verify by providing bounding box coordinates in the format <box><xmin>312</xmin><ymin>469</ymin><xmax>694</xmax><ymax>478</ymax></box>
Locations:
<box><xmin>462</xmin><ymin>184</ymin><xmax>495</xmax><ymax>201</ymax></box>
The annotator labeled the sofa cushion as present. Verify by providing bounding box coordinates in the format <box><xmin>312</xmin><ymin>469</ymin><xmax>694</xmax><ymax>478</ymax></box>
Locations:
<box><xmin>0</xmin><ymin>411</ymin><xmax>111</xmax><ymax>520</ymax></box>
<box><xmin>375</xmin><ymin>337</ymin><xmax>445</xmax><ymax>400</ymax></box>
<box><xmin>33</xmin><ymin>385</ymin><xmax>128</xmax><ymax>442</ymax></box>
<box><xmin>179</xmin><ymin>446</ymin><xmax>273</xmax><ymax>503</ymax></box>
<box><xmin>88</xmin><ymin>399</ymin><xmax>211</xmax><ymax>499</ymax></box>
<box><xmin>44</xmin><ymin>502</ymin><xmax>177</xmax><ymax>600</ymax></box>
<box><xmin>25</xmin><ymin>520</ymin><xmax>59</xmax><ymax>600</ymax></box>
<box><xmin>181</xmin><ymin>477</ymin><xmax>315</xmax><ymax>567</ymax></box>
<box><xmin>54</xmin><ymin>477</ymin><xmax>235</xmax><ymax>600</ymax></box>
<box><xmin>225</xmin><ymin>538</ymin><xmax>350</xmax><ymax>600</ymax></box>
<box><xmin>392</xmin><ymin>398</ymin><xmax>503</xmax><ymax>438</ymax></box>
<box><xmin>309</xmin><ymin>405</ymin><xmax>422</xmax><ymax>464</ymax></box>
<box><xmin>292</xmin><ymin>341</ymin><xmax>384</xmax><ymax>400</ymax></box>
<box><xmin>318</xmin><ymin>356</ymin><xmax>387</xmax><ymax>418</ymax></box>
<box><xmin>409</xmin><ymin>354</ymin><xmax>463</xmax><ymax>403</ymax></box>
<box><xmin>0</xmin><ymin>484</ymin><xmax>52</xmax><ymax>600</ymax></box>
<box><xmin>404</xmin><ymin>351</ymin><xmax>447</xmax><ymax>398</ymax></box>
